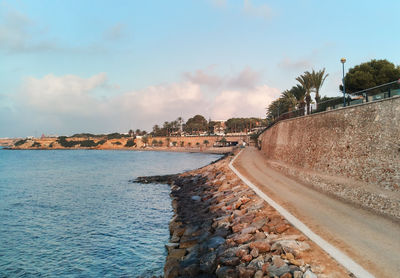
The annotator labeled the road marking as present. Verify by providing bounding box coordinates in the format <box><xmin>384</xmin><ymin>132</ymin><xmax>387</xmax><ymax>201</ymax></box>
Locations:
<box><xmin>229</xmin><ymin>149</ymin><xmax>375</xmax><ymax>278</ymax></box>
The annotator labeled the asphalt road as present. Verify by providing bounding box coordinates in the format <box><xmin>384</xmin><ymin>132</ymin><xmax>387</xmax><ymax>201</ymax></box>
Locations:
<box><xmin>233</xmin><ymin>147</ymin><xmax>400</xmax><ymax>278</ymax></box>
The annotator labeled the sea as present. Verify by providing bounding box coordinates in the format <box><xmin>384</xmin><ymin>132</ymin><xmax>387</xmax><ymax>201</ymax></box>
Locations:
<box><xmin>0</xmin><ymin>149</ymin><xmax>221</xmax><ymax>277</ymax></box>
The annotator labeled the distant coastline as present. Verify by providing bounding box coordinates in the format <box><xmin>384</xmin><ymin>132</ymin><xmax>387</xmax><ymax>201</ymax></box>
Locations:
<box><xmin>0</xmin><ymin>136</ymin><xmax>237</xmax><ymax>154</ymax></box>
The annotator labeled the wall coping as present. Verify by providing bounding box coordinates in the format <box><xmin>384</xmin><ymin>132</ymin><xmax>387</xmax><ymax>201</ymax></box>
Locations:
<box><xmin>267</xmin><ymin>95</ymin><xmax>400</xmax><ymax>128</ymax></box>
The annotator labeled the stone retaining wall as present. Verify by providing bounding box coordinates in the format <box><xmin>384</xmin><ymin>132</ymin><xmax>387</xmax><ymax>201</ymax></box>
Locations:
<box><xmin>259</xmin><ymin>97</ymin><xmax>400</xmax><ymax>219</ymax></box>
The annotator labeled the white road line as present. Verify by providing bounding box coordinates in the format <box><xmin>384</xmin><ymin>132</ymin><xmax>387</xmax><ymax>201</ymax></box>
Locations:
<box><xmin>229</xmin><ymin>149</ymin><xmax>375</xmax><ymax>278</ymax></box>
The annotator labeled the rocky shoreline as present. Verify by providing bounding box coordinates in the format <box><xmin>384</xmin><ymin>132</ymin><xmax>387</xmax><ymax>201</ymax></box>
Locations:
<box><xmin>137</xmin><ymin>153</ymin><xmax>350</xmax><ymax>278</ymax></box>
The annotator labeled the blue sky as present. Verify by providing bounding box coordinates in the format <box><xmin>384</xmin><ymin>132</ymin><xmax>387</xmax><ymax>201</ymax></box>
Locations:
<box><xmin>1</xmin><ymin>0</ymin><xmax>399</xmax><ymax>137</ymax></box>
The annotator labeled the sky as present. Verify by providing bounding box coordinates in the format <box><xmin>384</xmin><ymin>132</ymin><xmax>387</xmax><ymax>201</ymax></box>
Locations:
<box><xmin>1</xmin><ymin>0</ymin><xmax>399</xmax><ymax>137</ymax></box>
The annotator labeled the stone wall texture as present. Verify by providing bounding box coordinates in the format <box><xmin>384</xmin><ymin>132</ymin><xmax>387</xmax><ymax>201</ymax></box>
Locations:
<box><xmin>260</xmin><ymin>96</ymin><xmax>400</xmax><ymax>193</ymax></box>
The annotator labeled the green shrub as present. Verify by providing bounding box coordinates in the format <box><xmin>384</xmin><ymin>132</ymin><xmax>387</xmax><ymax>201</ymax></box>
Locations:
<box><xmin>31</xmin><ymin>142</ymin><xmax>41</xmax><ymax>148</ymax></box>
<box><xmin>97</xmin><ymin>139</ymin><xmax>106</xmax><ymax>145</ymax></box>
<box><xmin>49</xmin><ymin>142</ymin><xmax>54</xmax><ymax>148</ymax></box>
<box><xmin>125</xmin><ymin>139</ymin><xmax>136</xmax><ymax>147</ymax></box>
<box><xmin>57</xmin><ymin>136</ymin><xmax>79</xmax><ymax>148</ymax></box>
<box><xmin>15</xmin><ymin>139</ymin><xmax>27</xmax><ymax>146</ymax></box>
<box><xmin>79</xmin><ymin>140</ymin><xmax>97</xmax><ymax>147</ymax></box>
<box><xmin>112</xmin><ymin>141</ymin><xmax>122</xmax><ymax>145</ymax></box>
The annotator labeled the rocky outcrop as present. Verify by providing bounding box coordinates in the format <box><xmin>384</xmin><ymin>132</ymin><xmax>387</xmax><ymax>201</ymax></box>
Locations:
<box><xmin>156</xmin><ymin>155</ymin><xmax>350</xmax><ymax>278</ymax></box>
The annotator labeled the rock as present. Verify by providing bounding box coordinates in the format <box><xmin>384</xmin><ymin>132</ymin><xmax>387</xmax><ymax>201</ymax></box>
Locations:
<box><xmin>254</xmin><ymin>270</ymin><xmax>264</xmax><ymax>278</ymax></box>
<box><xmin>216</xmin><ymin>266</ymin><xmax>238</xmax><ymax>278</ymax></box>
<box><xmin>250</xmin><ymin>248</ymin><xmax>259</xmax><ymax>258</ymax></box>
<box><xmin>281</xmin><ymin>273</ymin><xmax>292</xmax><ymax>278</ymax></box>
<box><xmin>303</xmin><ymin>269</ymin><xmax>317</xmax><ymax>278</ymax></box>
<box><xmin>165</xmin><ymin>242</ymin><xmax>179</xmax><ymax>253</ymax></box>
<box><xmin>168</xmin><ymin>248</ymin><xmax>186</xmax><ymax>259</ymax></box>
<box><xmin>248</xmin><ymin>256</ymin><xmax>264</xmax><ymax>270</ymax></box>
<box><xmin>191</xmin><ymin>195</ymin><xmax>201</xmax><ymax>201</ymax></box>
<box><xmin>275</xmin><ymin>224</ymin><xmax>289</xmax><ymax>234</ymax></box>
<box><xmin>199</xmin><ymin>251</ymin><xmax>217</xmax><ymax>273</ymax></box>
<box><xmin>234</xmin><ymin>233</ymin><xmax>254</xmax><ymax>244</ymax></box>
<box><xmin>249</xmin><ymin>240</ymin><xmax>271</xmax><ymax>253</ymax></box>
<box><xmin>219</xmin><ymin>256</ymin><xmax>241</xmax><ymax>266</ymax></box>
<box><xmin>293</xmin><ymin>271</ymin><xmax>302</xmax><ymax>278</ymax></box>
<box><xmin>232</xmin><ymin>223</ymin><xmax>249</xmax><ymax>233</ymax></box>
<box><xmin>289</xmin><ymin>259</ymin><xmax>302</xmax><ymax>267</ymax></box>
<box><xmin>241</xmin><ymin>226</ymin><xmax>257</xmax><ymax>235</ymax></box>
<box><xmin>278</xmin><ymin>240</ymin><xmax>310</xmax><ymax>253</ymax></box>
<box><xmin>214</xmin><ymin>227</ymin><xmax>230</xmax><ymax>238</ymax></box>
<box><xmin>285</xmin><ymin>253</ymin><xmax>294</xmax><ymax>260</ymax></box>
<box><xmin>251</xmin><ymin>218</ymin><xmax>268</xmax><ymax>230</ymax></box>
<box><xmin>237</xmin><ymin>266</ymin><xmax>256</xmax><ymax>278</ymax></box>
<box><xmin>272</xmin><ymin>256</ymin><xmax>285</xmax><ymax>268</ymax></box>
<box><xmin>222</xmin><ymin>247</ymin><xmax>240</xmax><ymax>258</ymax></box>
<box><xmin>207</xmin><ymin>236</ymin><xmax>225</xmax><ymax>249</ymax></box>
<box><xmin>164</xmin><ymin>265</ymin><xmax>179</xmax><ymax>278</ymax></box>
<box><xmin>255</xmin><ymin>231</ymin><xmax>266</xmax><ymax>240</ymax></box>
<box><xmin>267</xmin><ymin>263</ymin><xmax>290</xmax><ymax>277</ymax></box>
<box><xmin>289</xmin><ymin>265</ymin><xmax>301</xmax><ymax>273</ymax></box>
<box><xmin>241</xmin><ymin>254</ymin><xmax>253</xmax><ymax>262</ymax></box>
<box><xmin>181</xmin><ymin>263</ymin><xmax>200</xmax><ymax>276</ymax></box>
<box><xmin>236</xmin><ymin>248</ymin><xmax>249</xmax><ymax>258</ymax></box>
<box><xmin>179</xmin><ymin>239</ymin><xmax>198</xmax><ymax>249</ymax></box>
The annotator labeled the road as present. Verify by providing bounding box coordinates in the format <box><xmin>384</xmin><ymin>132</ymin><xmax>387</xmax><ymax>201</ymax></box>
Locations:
<box><xmin>233</xmin><ymin>147</ymin><xmax>400</xmax><ymax>278</ymax></box>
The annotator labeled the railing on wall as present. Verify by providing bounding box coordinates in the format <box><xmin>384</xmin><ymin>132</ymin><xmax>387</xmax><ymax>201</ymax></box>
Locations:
<box><xmin>264</xmin><ymin>79</ymin><xmax>400</xmax><ymax>131</ymax></box>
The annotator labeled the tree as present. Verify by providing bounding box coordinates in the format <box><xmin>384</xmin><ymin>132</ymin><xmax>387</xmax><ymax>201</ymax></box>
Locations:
<box><xmin>310</xmin><ymin>68</ymin><xmax>329</xmax><ymax>109</ymax></box>
<box><xmin>152</xmin><ymin>139</ymin><xmax>158</xmax><ymax>146</ymax></box>
<box><xmin>158</xmin><ymin>140</ymin><xmax>163</xmax><ymax>146</ymax></box>
<box><xmin>128</xmin><ymin>129</ymin><xmax>134</xmax><ymax>137</ymax></box>
<box><xmin>220</xmin><ymin>137</ymin><xmax>227</xmax><ymax>146</ymax></box>
<box><xmin>141</xmin><ymin>136</ymin><xmax>149</xmax><ymax>147</ymax></box>
<box><xmin>296</xmin><ymin>72</ymin><xmax>313</xmax><ymax>115</ymax></box>
<box><xmin>180</xmin><ymin>141</ymin><xmax>184</xmax><ymax>147</ymax></box>
<box><xmin>289</xmin><ymin>84</ymin><xmax>306</xmax><ymax>112</ymax></box>
<box><xmin>203</xmin><ymin>140</ymin><xmax>209</xmax><ymax>147</ymax></box>
<box><xmin>184</xmin><ymin>115</ymin><xmax>208</xmax><ymax>134</ymax></box>
<box><xmin>166</xmin><ymin>137</ymin><xmax>171</xmax><ymax>147</ymax></box>
<box><xmin>344</xmin><ymin>59</ymin><xmax>400</xmax><ymax>94</ymax></box>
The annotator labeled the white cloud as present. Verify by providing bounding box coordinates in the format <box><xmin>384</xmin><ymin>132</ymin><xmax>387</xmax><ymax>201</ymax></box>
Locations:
<box><xmin>227</xmin><ymin>67</ymin><xmax>261</xmax><ymax>89</ymax></box>
<box><xmin>3</xmin><ymin>68</ymin><xmax>280</xmax><ymax>136</ymax></box>
<box><xmin>183</xmin><ymin>68</ymin><xmax>223</xmax><ymax>88</ymax></box>
<box><xmin>19</xmin><ymin>73</ymin><xmax>108</xmax><ymax>115</ymax></box>
<box><xmin>211</xmin><ymin>85</ymin><xmax>279</xmax><ymax>119</ymax></box>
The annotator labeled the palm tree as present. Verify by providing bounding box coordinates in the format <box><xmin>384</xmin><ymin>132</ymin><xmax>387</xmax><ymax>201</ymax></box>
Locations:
<box><xmin>310</xmin><ymin>68</ymin><xmax>329</xmax><ymax>110</ymax></box>
<box><xmin>289</xmin><ymin>85</ymin><xmax>306</xmax><ymax>113</ymax></box>
<box><xmin>296</xmin><ymin>72</ymin><xmax>313</xmax><ymax>115</ymax></box>
<box><xmin>281</xmin><ymin>90</ymin><xmax>298</xmax><ymax>111</ymax></box>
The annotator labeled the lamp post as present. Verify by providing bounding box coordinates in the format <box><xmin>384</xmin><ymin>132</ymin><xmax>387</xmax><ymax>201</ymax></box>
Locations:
<box><xmin>341</xmin><ymin>58</ymin><xmax>346</xmax><ymax>107</ymax></box>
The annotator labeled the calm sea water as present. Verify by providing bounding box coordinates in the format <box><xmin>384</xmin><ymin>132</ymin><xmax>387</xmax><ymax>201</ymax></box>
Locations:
<box><xmin>0</xmin><ymin>150</ymin><xmax>220</xmax><ymax>277</ymax></box>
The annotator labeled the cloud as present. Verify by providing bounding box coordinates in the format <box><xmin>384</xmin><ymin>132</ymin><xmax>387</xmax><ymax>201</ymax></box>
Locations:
<box><xmin>183</xmin><ymin>66</ymin><xmax>261</xmax><ymax>89</ymax></box>
<box><xmin>211</xmin><ymin>85</ymin><xmax>279</xmax><ymax>119</ymax></box>
<box><xmin>183</xmin><ymin>67</ymin><xmax>223</xmax><ymax>88</ymax></box>
<box><xmin>2</xmin><ymin>68</ymin><xmax>279</xmax><ymax>136</ymax></box>
<box><xmin>0</xmin><ymin>9</ymin><xmax>60</xmax><ymax>53</ymax></box>
<box><xmin>227</xmin><ymin>67</ymin><xmax>261</xmax><ymax>89</ymax></box>
<box><xmin>243</xmin><ymin>0</ymin><xmax>272</xmax><ymax>19</ymax></box>
<box><xmin>19</xmin><ymin>73</ymin><xmax>108</xmax><ymax>115</ymax></box>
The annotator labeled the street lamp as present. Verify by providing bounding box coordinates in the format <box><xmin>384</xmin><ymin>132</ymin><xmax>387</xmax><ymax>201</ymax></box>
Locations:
<box><xmin>341</xmin><ymin>58</ymin><xmax>346</xmax><ymax>107</ymax></box>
